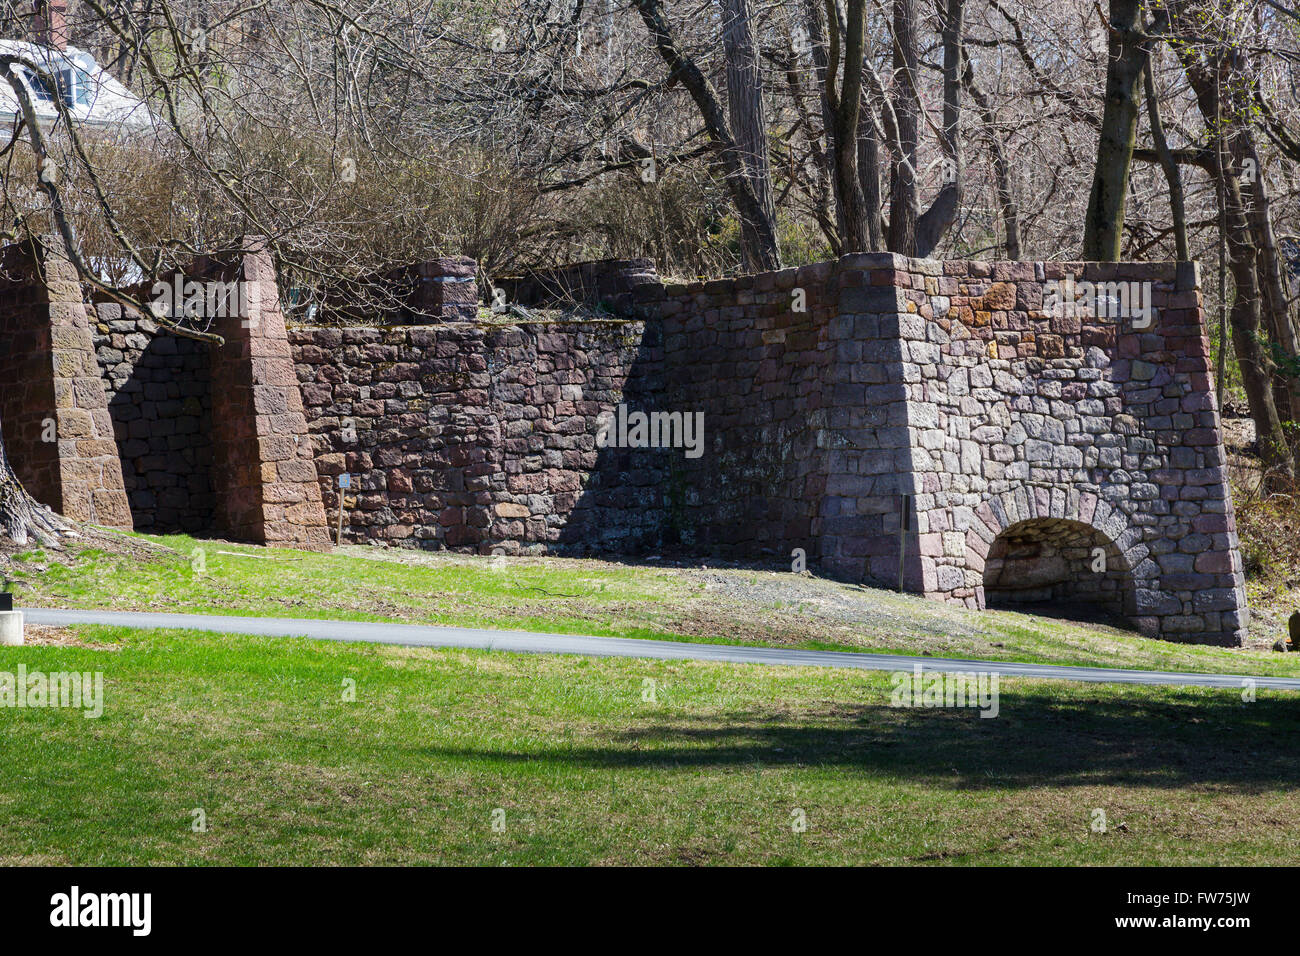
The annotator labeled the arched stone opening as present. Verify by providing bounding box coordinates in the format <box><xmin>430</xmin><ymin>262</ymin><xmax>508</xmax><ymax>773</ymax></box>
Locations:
<box><xmin>982</xmin><ymin>518</ymin><xmax>1137</xmax><ymax>624</ymax></box>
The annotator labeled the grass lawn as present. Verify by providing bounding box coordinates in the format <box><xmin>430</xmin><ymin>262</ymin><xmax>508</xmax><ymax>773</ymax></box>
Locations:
<box><xmin>2</xmin><ymin>625</ymin><xmax>1297</xmax><ymax>865</ymax></box>
<box><xmin>9</xmin><ymin>530</ymin><xmax>1300</xmax><ymax>678</ymax></box>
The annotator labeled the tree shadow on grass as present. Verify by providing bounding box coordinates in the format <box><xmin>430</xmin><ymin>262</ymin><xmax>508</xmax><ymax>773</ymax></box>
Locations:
<box><xmin>424</xmin><ymin>686</ymin><xmax>1300</xmax><ymax>791</ymax></box>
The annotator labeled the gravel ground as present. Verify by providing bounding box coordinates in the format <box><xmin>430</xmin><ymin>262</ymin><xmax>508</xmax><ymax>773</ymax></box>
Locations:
<box><xmin>338</xmin><ymin>544</ymin><xmax>1148</xmax><ymax>661</ymax></box>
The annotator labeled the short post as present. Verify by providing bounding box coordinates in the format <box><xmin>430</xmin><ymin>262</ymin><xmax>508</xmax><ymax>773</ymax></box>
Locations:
<box><xmin>897</xmin><ymin>494</ymin><xmax>912</xmax><ymax>593</ymax></box>
<box><xmin>0</xmin><ymin>591</ymin><xmax>23</xmax><ymax>646</ymax></box>
<box><xmin>336</xmin><ymin>473</ymin><xmax>350</xmax><ymax>546</ymax></box>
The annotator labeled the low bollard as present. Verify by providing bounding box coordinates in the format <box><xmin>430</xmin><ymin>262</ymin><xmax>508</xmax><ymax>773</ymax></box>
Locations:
<box><xmin>0</xmin><ymin>592</ymin><xmax>22</xmax><ymax>646</ymax></box>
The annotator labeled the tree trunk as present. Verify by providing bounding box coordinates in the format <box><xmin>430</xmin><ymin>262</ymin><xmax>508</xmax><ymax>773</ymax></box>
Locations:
<box><xmin>886</xmin><ymin>0</ymin><xmax>919</xmax><ymax>255</ymax></box>
<box><xmin>913</xmin><ymin>0</ymin><xmax>964</xmax><ymax>258</ymax></box>
<box><xmin>1170</xmin><ymin>11</ymin><xmax>1297</xmax><ymax>483</ymax></box>
<box><xmin>1081</xmin><ymin>0</ymin><xmax>1153</xmax><ymax>261</ymax></box>
<box><xmin>0</xmin><ymin>412</ymin><xmax>67</xmax><ymax>547</ymax></box>
<box><xmin>826</xmin><ymin>0</ymin><xmax>873</xmax><ymax>253</ymax></box>
<box><xmin>856</xmin><ymin>98</ymin><xmax>884</xmax><ymax>251</ymax></box>
<box><xmin>632</xmin><ymin>0</ymin><xmax>781</xmax><ymax>271</ymax></box>
<box><xmin>1142</xmin><ymin>59</ymin><xmax>1189</xmax><ymax>261</ymax></box>
<box><xmin>1217</xmin><ymin>165</ymin><xmax>1296</xmax><ymax>482</ymax></box>
<box><xmin>962</xmin><ymin>50</ymin><xmax>1019</xmax><ymax>258</ymax></box>
<box><xmin>1235</xmin><ymin>125</ymin><xmax>1300</xmax><ymax>423</ymax></box>
<box><xmin>801</xmin><ymin>0</ymin><xmax>845</xmax><ymax>253</ymax></box>
<box><xmin>720</xmin><ymin>0</ymin><xmax>780</xmax><ymax>272</ymax></box>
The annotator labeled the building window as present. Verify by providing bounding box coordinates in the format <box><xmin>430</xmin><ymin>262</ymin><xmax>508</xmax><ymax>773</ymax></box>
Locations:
<box><xmin>21</xmin><ymin>67</ymin><xmax>56</xmax><ymax>103</ymax></box>
<box><xmin>56</xmin><ymin>67</ymin><xmax>91</xmax><ymax>107</ymax></box>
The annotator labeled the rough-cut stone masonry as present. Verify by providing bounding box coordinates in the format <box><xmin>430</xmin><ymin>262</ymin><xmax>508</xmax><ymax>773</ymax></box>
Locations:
<box><xmin>194</xmin><ymin>242</ymin><xmax>332</xmax><ymax>550</ymax></box>
<box><xmin>479</xmin><ymin>254</ymin><xmax>1246</xmax><ymax>645</ymax></box>
<box><xmin>0</xmin><ymin>234</ymin><xmax>1246</xmax><ymax>643</ymax></box>
<box><xmin>91</xmin><ymin>300</ymin><xmax>215</xmax><ymax>532</ymax></box>
<box><xmin>286</xmin><ymin>252</ymin><xmax>1245</xmax><ymax>644</ymax></box>
<box><xmin>288</xmin><ymin>321</ymin><xmax>665</xmax><ymax>552</ymax></box>
<box><xmin>0</xmin><ymin>236</ymin><xmax>131</xmax><ymax>528</ymax></box>
<box><xmin>882</xmin><ymin>257</ymin><xmax>1246</xmax><ymax>647</ymax></box>
<box><xmin>0</xmin><ymin>235</ymin><xmax>330</xmax><ymax>548</ymax></box>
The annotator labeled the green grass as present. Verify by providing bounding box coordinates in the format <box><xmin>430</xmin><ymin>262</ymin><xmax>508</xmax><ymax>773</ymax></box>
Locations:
<box><xmin>2</xmin><ymin>626</ymin><xmax>1297</xmax><ymax>865</ymax></box>
<box><xmin>10</xmin><ymin>531</ymin><xmax>1300</xmax><ymax>678</ymax></box>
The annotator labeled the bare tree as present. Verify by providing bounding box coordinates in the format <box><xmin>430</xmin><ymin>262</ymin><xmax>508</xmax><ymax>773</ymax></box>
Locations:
<box><xmin>1081</xmin><ymin>0</ymin><xmax>1166</xmax><ymax>260</ymax></box>
<box><xmin>1168</xmin><ymin>0</ymin><xmax>1295</xmax><ymax>481</ymax></box>
<box><xmin>631</xmin><ymin>0</ymin><xmax>781</xmax><ymax>269</ymax></box>
<box><xmin>720</xmin><ymin>0</ymin><xmax>781</xmax><ymax>270</ymax></box>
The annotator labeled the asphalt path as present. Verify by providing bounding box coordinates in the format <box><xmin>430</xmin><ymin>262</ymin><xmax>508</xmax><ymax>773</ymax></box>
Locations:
<box><xmin>20</xmin><ymin>607</ymin><xmax>1300</xmax><ymax>691</ymax></box>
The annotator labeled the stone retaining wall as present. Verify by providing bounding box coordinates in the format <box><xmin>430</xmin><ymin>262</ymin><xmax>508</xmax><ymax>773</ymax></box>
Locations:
<box><xmin>288</xmin><ymin>320</ymin><xmax>665</xmax><ymax>552</ymax></box>
<box><xmin>883</xmin><ymin>258</ymin><xmax>1246</xmax><ymax>643</ymax></box>
<box><xmin>0</xmin><ymin>236</ymin><xmax>1248</xmax><ymax>643</ymax></box>
<box><xmin>91</xmin><ymin>302</ymin><xmax>215</xmax><ymax>532</ymax></box>
<box><xmin>287</xmin><ymin>252</ymin><xmax>1245</xmax><ymax>644</ymax></box>
<box><xmin>620</xmin><ymin>254</ymin><xmax>1244</xmax><ymax>644</ymax></box>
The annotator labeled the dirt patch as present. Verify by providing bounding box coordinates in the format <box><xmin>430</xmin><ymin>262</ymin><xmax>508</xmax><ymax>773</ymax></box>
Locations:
<box><xmin>344</xmin><ymin>546</ymin><xmax>1078</xmax><ymax>653</ymax></box>
<box><xmin>17</xmin><ymin>624</ymin><xmax>123</xmax><ymax>650</ymax></box>
<box><xmin>0</xmin><ymin>523</ymin><xmax>170</xmax><ymax>572</ymax></box>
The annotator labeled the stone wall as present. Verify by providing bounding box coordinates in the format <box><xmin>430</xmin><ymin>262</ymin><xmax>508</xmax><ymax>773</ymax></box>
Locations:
<box><xmin>0</xmin><ymin>241</ymin><xmax>62</xmax><ymax>509</ymax></box>
<box><xmin>283</xmin><ymin>252</ymin><xmax>1246</xmax><ymax>643</ymax></box>
<box><xmin>595</xmin><ymin>254</ymin><xmax>1244</xmax><ymax>644</ymax></box>
<box><xmin>91</xmin><ymin>301</ymin><xmax>215</xmax><ymax>532</ymax></box>
<box><xmin>288</xmin><ymin>320</ymin><xmax>665</xmax><ymax>553</ymax></box>
<box><xmin>654</xmin><ymin>262</ymin><xmax>848</xmax><ymax>561</ymax></box>
<box><xmin>880</xmin><ymin>258</ymin><xmax>1245</xmax><ymax>646</ymax></box>
<box><xmin>195</xmin><ymin>242</ymin><xmax>332</xmax><ymax>550</ymax></box>
<box><xmin>0</xmin><ymin>235</ymin><xmax>329</xmax><ymax>549</ymax></box>
<box><xmin>0</xmin><ymin>236</ymin><xmax>1248</xmax><ymax>643</ymax></box>
<box><xmin>0</xmin><ymin>236</ymin><xmax>131</xmax><ymax>528</ymax></box>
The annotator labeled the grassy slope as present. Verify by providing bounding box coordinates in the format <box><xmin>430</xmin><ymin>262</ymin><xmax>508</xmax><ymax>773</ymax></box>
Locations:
<box><xmin>10</xmin><ymin>532</ymin><xmax>1300</xmax><ymax>678</ymax></box>
<box><xmin>2</xmin><ymin>626</ymin><xmax>1297</xmax><ymax>866</ymax></box>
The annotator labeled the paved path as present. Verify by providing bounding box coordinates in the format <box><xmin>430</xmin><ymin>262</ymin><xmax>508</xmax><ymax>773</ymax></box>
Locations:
<box><xmin>22</xmin><ymin>607</ymin><xmax>1300</xmax><ymax>691</ymax></box>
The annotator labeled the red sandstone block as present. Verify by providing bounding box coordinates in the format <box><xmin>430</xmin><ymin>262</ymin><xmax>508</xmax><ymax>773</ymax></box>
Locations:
<box><xmin>75</xmin><ymin>438</ymin><xmax>118</xmax><ymax>458</ymax></box>
<box><xmin>249</xmin><ymin>356</ymin><xmax>299</xmax><ymax>385</ymax></box>
<box><xmin>1194</xmin><ymin>551</ymin><xmax>1233</xmax><ymax>573</ymax></box>
<box><xmin>251</xmin><ymin>386</ymin><xmax>290</xmax><ymax>416</ymax></box>
<box><xmin>870</xmin><ymin>269</ymin><xmax>910</xmax><ymax>287</ymax></box>
<box><xmin>277</xmin><ymin>459</ymin><xmax>319</xmax><ymax>483</ymax></box>
<box><xmin>91</xmin><ymin>488</ymin><xmax>133</xmax><ymax>528</ymax></box>
<box><xmin>1185</xmin><ymin>513</ymin><xmax>1229</xmax><ymax>540</ymax></box>
<box><xmin>255</xmin><ymin>435</ymin><xmax>297</xmax><ymax>462</ymax></box>
<box><xmin>248</xmin><ymin>334</ymin><xmax>293</xmax><ymax>359</ymax></box>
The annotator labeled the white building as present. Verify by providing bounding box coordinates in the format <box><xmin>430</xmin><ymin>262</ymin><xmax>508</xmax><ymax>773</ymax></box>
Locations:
<box><xmin>0</xmin><ymin>1</ymin><xmax>150</xmax><ymax>131</ymax></box>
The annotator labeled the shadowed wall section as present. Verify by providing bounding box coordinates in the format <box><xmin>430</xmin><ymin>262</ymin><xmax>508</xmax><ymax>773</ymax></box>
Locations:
<box><xmin>288</xmin><ymin>320</ymin><xmax>665</xmax><ymax>553</ymax></box>
<box><xmin>91</xmin><ymin>296</ymin><xmax>215</xmax><ymax>533</ymax></box>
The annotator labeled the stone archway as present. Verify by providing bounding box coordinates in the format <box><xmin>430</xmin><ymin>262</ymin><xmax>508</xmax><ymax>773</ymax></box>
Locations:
<box><xmin>954</xmin><ymin>487</ymin><xmax>1155</xmax><ymax>633</ymax></box>
<box><xmin>982</xmin><ymin>517</ymin><xmax>1138</xmax><ymax>622</ymax></box>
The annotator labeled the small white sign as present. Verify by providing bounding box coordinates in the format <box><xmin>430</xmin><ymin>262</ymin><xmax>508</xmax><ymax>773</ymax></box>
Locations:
<box><xmin>338</xmin><ymin>474</ymin><xmax>351</xmax><ymax>489</ymax></box>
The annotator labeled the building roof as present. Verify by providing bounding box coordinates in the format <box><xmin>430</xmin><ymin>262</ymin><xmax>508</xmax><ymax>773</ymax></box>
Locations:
<box><xmin>0</xmin><ymin>39</ymin><xmax>151</xmax><ymax>130</ymax></box>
